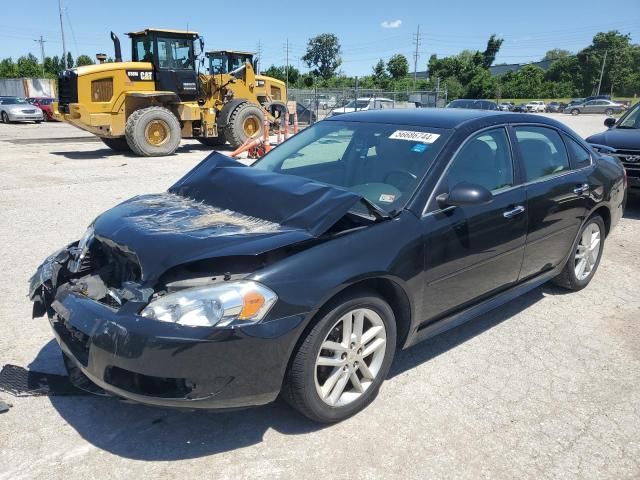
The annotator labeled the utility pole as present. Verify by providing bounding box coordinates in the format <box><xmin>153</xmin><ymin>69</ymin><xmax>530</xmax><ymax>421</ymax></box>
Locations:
<box><xmin>412</xmin><ymin>25</ymin><xmax>422</xmax><ymax>90</ymax></box>
<box><xmin>285</xmin><ymin>38</ymin><xmax>289</xmax><ymax>92</ymax></box>
<box><xmin>34</xmin><ymin>36</ymin><xmax>46</xmax><ymax>76</ymax></box>
<box><xmin>58</xmin><ymin>0</ymin><xmax>67</xmax><ymax>69</ymax></box>
<box><xmin>256</xmin><ymin>40</ymin><xmax>262</xmax><ymax>74</ymax></box>
<box><xmin>596</xmin><ymin>50</ymin><xmax>607</xmax><ymax>96</ymax></box>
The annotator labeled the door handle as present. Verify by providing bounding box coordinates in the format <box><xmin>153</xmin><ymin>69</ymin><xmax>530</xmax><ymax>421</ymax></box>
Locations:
<box><xmin>503</xmin><ymin>205</ymin><xmax>525</xmax><ymax>218</ymax></box>
<box><xmin>573</xmin><ymin>183</ymin><xmax>589</xmax><ymax>195</ymax></box>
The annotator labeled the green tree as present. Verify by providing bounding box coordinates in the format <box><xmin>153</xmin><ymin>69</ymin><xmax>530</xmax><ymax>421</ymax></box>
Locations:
<box><xmin>262</xmin><ymin>65</ymin><xmax>300</xmax><ymax>85</ymax></box>
<box><xmin>542</xmin><ymin>49</ymin><xmax>573</xmax><ymax>61</ymax></box>
<box><xmin>0</xmin><ymin>58</ymin><xmax>18</xmax><ymax>78</ymax></box>
<box><xmin>482</xmin><ymin>34</ymin><xmax>504</xmax><ymax>68</ymax></box>
<box><xmin>16</xmin><ymin>54</ymin><xmax>40</xmax><ymax>77</ymax></box>
<box><xmin>500</xmin><ymin>65</ymin><xmax>545</xmax><ymax>98</ymax></box>
<box><xmin>76</xmin><ymin>55</ymin><xmax>94</xmax><ymax>66</ymax></box>
<box><xmin>387</xmin><ymin>54</ymin><xmax>409</xmax><ymax>80</ymax></box>
<box><xmin>372</xmin><ymin>59</ymin><xmax>389</xmax><ymax>87</ymax></box>
<box><xmin>66</xmin><ymin>52</ymin><xmax>74</xmax><ymax>69</ymax></box>
<box><xmin>302</xmin><ymin>33</ymin><xmax>342</xmax><ymax>80</ymax></box>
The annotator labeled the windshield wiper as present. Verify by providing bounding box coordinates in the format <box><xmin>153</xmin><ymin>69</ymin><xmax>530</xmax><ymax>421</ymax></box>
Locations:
<box><xmin>358</xmin><ymin>197</ymin><xmax>391</xmax><ymax>221</ymax></box>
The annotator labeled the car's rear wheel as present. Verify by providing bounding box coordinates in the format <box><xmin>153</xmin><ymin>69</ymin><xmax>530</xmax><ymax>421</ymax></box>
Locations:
<box><xmin>282</xmin><ymin>291</ymin><xmax>397</xmax><ymax>423</ymax></box>
<box><xmin>552</xmin><ymin>215</ymin><xmax>605</xmax><ymax>291</ymax></box>
<box><xmin>605</xmin><ymin>108</ymin><xmax>614</xmax><ymax>116</ymax></box>
<box><xmin>1</xmin><ymin>112</ymin><xmax>10</xmax><ymax>123</ymax></box>
<box><xmin>571</xmin><ymin>109</ymin><xmax>580</xmax><ymax>116</ymax></box>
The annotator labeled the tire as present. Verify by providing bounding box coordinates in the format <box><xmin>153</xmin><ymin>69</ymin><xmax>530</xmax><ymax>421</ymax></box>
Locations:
<box><xmin>552</xmin><ymin>215</ymin><xmax>605</xmax><ymax>291</ymax></box>
<box><xmin>605</xmin><ymin>108</ymin><xmax>614</xmax><ymax>116</ymax></box>
<box><xmin>125</xmin><ymin>106</ymin><xmax>181</xmax><ymax>157</ymax></box>
<box><xmin>197</xmin><ymin>131</ymin><xmax>226</xmax><ymax>147</ymax></box>
<box><xmin>100</xmin><ymin>137</ymin><xmax>131</xmax><ymax>152</ymax></box>
<box><xmin>282</xmin><ymin>291</ymin><xmax>397</xmax><ymax>423</ymax></box>
<box><xmin>224</xmin><ymin>102</ymin><xmax>265</xmax><ymax>149</ymax></box>
<box><xmin>571</xmin><ymin>109</ymin><xmax>580</xmax><ymax>116</ymax></box>
<box><xmin>1</xmin><ymin>112</ymin><xmax>10</xmax><ymax>123</ymax></box>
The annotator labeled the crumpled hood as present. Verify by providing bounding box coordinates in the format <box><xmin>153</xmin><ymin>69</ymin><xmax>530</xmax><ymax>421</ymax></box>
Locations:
<box><xmin>586</xmin><ymin>128</ymin><xmax>640</xmax><ymax>151</ymax></box>
<box><xmin>93</xmin><ymin>153</ymin><xmax>363</xmax><ymax>283</ymax></box>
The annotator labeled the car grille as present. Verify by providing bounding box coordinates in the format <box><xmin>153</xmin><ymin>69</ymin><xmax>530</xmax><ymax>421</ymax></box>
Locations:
<box><xmin>611</xmin><ymin>149</ymin><xmax>640</xmax><ymax>178</ymax></box>
<box><xmin>21</xmin><ymin>109</ymin><xmax>37</xmax><ymax>114</ymax></box>
<box><xmin>58</xmin><ymin>69</ymin><xmax>78</xmax><ymax>113</ymax></box>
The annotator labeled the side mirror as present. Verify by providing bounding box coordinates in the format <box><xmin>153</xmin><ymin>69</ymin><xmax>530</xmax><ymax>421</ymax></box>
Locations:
<box><xmin>436</xmin><ymin>182</ymin><xmax>493</xmax><ymax>208</ymax></box>
<box><xmin>604</xmin><ymin>117</ymin><xmax>616</xmax><ymax>128</ymax></box>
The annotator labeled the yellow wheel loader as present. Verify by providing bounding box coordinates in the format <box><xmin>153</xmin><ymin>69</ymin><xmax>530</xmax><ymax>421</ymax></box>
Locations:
<box><xmin>53</xmin><ymin>29</ymin><xmax>286</xmax><ymax>156</ymax></box>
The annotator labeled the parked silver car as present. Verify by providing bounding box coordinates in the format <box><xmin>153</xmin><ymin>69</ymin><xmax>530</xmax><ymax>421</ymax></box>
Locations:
<box><xmin>0</xmin><ymin>97</ymin><xmax>44</xmax><ymax>123</ymax></box>
<box><xmin>564</xmin><ymin>99</ymin><xmax>625</xmax><ymax>116</ymax></box>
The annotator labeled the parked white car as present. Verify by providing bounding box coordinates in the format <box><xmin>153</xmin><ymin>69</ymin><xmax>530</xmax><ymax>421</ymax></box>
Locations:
<box><xmin>331</xmin><ymin>97</ymin><xmax>395</xmax><ymax>115</ymax></box>
<box><xmin>525</xmin><ymin>101</ymin><xmax>546</xmax><ymax>113</ymax></box>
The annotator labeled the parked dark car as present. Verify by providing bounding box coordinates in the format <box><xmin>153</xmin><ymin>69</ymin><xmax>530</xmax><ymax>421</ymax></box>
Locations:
<box><xmin>26</xmin><ymin>97</ymin><xmax>56</xmax><ymax>121</ymax></box>
<box><xmin>586</xmin><ymin>101</ymin><xmax>640</xmax><ymax>189</ymax></box>
<box><xmin>30</xmin><ymin>109</ymin><xmax>625</xmax><ymax>422</ymax></box>
<box><xmin>513</xmin><ymin>103</ymin><xmax>528</xmax><ymax>113</ymax></box>
<box><xmin>546</xmin><ymin>101</ymin><xmax>567</xmax><ymax>113</ymax></box>
<box><xmin>446</xmin><ymin>99</ymin><xmax>498</xmax><ymax>110</ymax></box>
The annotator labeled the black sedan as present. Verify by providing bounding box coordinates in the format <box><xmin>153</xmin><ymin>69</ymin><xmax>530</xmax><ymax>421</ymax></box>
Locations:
<box><xmin>30</xmin><ymin>109</ymin><xmax>626</xmax><ymax>422</ymax></box>
<box><xmin>586</xmin><ymin>101</ymin><xmax>640</xmax><ymax>190</ymax></box>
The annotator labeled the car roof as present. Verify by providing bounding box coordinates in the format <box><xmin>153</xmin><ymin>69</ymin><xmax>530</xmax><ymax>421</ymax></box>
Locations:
<box><xmin>354</xmin><ymin>97</ymin><xmax>394</xmax><ymax>101</ymax></box>
<box><xmin>324</xmin><ymin>108</ymin><xmax>567</xmax><ymax>130</ymax></box>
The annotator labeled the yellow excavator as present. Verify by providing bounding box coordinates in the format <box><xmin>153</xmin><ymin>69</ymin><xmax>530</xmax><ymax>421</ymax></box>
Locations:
<box><xmin>53</xmin><ymin>28</ymin><xmax>286</xmax><ymax>156</ymax></box>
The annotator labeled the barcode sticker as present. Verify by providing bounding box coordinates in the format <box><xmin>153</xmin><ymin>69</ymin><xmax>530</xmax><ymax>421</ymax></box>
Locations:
<box><xmin>389</xmin><ymin>130</ymin><xmax>440</xmax><ymax>143</ymax></box>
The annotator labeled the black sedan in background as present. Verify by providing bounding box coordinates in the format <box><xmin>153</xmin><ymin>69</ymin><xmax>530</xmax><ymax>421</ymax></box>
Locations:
<box><xmin>30</xmin><ymin>109</ymin><xmax>626</xmax><ymax>423</ymax></box>
<box><xmin>587</xmin><ymin>101</ymin><xmax>640</xmax><ymax>190</ymax></box>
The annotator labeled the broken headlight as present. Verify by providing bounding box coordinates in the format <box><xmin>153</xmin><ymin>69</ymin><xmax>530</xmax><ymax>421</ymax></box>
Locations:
<box><xmin>140</xmin><ymin>280</ymin><xmax>277</xmax><ymax>328</ymax></box>
<box><xmin>68</xmin><ymin>225</ymin><xmax>95</xmax><ymax>273</ymax></box>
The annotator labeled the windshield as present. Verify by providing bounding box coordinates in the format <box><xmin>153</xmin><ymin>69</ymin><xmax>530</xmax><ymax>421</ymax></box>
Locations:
<box><xmin>0</xmin><ymin>98</ymin><xmax>28</xmax><ymax>105</ymax></box>
<box><xmin>344</xmin><ymin>100</ymin><xmax>370</xmax><ymax>109</ymax></box>
<box><xmin>617</xmin><ymin>103</ymin><xmax>640</xmax><ymax>129</ymax></box>
<box><xmin>253</xmin><ymin>120</ymin><xmax>451</xmax><ymax>213</ymax></box>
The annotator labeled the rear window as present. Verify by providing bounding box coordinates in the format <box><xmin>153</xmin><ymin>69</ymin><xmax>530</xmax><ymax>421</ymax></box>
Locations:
<box><xmin>514</xmin><ymin>126</ymin><xmax>570</xmax><ymax>182</ymax></box>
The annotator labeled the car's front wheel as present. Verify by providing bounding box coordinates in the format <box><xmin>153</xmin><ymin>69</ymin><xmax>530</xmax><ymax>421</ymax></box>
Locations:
<box><xmin>571</xmin><ymin>108</ymin><xmax>580</xmax><ymax>116</ymax></box>
<box><xmin>553</xmin><ymin>215</ymin><xmax>605</xmax><ymax>291</ymax></box>
<box><xmin>282</xmin><ymin>291</ymin><xmax>397</xmax><ymax>423</ymax></box>
<box><xmin>1</xmin><ymin>111</ymin><xmax>10</xmax><ymax>123</ymax></box>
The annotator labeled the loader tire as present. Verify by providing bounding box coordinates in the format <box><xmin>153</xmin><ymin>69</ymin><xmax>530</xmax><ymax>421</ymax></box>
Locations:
<box><xmin>125</xmin><ymin>106</ymin><xmax>181</xmax><ymax>157</ymax></box>
<box><xmin>224</xmin><ymin>102</ymin><xmax>265</xmax><ymax>149</ymax></box>
<box><xmin>100</xmin><ymin>137</ymin><xmax>131</xmax><ymax>152</ymax></box>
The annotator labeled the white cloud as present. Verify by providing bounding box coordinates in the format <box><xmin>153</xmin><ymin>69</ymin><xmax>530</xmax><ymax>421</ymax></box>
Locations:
<box><xmin>381</xmin><ymin>19</ymin><xmax>402</xmax><ymax>29</ymax></box>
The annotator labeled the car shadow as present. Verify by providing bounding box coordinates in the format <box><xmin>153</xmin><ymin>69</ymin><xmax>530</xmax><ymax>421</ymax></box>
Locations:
<box><xmin>29</xmin><ymin>285</ymin><xmax>548</xmax><ymax>460</ymax></box>
<box><xmin>50</xmin><ymin>143</ymin><xmax>232</xmax><ymax>160</ymax></box>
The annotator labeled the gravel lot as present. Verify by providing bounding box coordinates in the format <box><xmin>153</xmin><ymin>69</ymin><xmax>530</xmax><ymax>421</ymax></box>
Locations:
<box><xmin>0</xmin><ymin>114</ymin><xmax>638</xmax><ymax>479</ymax></box>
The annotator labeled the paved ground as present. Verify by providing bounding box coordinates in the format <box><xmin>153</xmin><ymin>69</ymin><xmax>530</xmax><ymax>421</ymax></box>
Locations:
<box><xmin>0</xmin><ymin>114</ymin><xmax>638</xmax><ymax>479</ymax></box>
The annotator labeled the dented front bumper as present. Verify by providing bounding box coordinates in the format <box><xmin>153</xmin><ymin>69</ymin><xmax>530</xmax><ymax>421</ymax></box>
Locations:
<box><xmin>29</xmin><ymin>249</ymin><xmax>307</xmax><ymax>409</ymax></box>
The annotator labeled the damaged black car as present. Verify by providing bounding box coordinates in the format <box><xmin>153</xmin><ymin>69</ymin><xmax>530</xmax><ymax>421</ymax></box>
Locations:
<box><xmin>30</xmin><ymin>109</ymin><xmax>626</xmax><ymax>423</ymax></box>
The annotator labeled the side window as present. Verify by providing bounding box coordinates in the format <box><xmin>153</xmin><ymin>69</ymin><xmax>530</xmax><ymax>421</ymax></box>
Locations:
<box><xmin>444</xmin><ymin>127</ymin><xmax>514</xmax><ymax>193</ymax></box>
<box><xmin>281</xmin><ymin>127</ymin><xmax>354</xmax><ymax>170</ymax></box>
<box><xmin>564</xmin><ymin>135</ymin><xmax>591</xmax><ymax>168</ymax></box>
<box><xmin>514</xmin><ymin>126</ymin><xmax>570</xmax><ymax>182</ymax></box>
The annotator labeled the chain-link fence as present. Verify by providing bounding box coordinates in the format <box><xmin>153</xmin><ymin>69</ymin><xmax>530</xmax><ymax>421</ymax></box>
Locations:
<box><xmin>287</xmin><ymin>88</ymin><xmax>448</xmax><ymax>124</ymax></box>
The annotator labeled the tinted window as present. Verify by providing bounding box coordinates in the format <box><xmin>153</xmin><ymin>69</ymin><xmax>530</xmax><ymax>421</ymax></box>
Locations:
<box><xmin>445</xmin><ymin>128</ymin><xmax>514</xmax><ymax>192</ymax></box>
<box><xmin>157</xmin><ymin>37</ymin><xmax>193</xmax><ymax>70</ymax></box>
<box><xmin>514</xmin><ymin>126</ymin><xmax>570</xmax><ymax>182</ymax></box>
<box><xmin>564</xmin><ymin>135</ymin><xmax>591</xmax><ymax>168</ymax></box>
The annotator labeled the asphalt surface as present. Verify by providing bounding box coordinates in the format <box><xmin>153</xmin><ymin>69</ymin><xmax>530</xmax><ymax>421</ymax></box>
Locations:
<box><xmin>0</xmin><ymin>114</ymin><xmax>638</xmax><ymax>479</ymax></box>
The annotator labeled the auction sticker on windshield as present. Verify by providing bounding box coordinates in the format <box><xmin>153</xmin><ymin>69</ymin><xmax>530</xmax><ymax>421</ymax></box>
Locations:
<box><xmin>389</xmin><ymin>130</ymin><xmax>440</xmax><ymax>143</ymax></box>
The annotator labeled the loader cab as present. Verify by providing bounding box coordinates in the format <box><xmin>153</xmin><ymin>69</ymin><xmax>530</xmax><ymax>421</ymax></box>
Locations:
<box><xmin>206</xmin><ymin>50</ymin><xmax>256</xmax><ymax>75</ymax></box>
<box><xmin>129</xmin><ymin>28</ymin><xmax>199</xmax><ymax>100</ymax></box>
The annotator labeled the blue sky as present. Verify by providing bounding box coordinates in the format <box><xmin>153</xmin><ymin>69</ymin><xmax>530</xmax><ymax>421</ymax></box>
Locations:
<box><xmin>1</xmin><ymin>0</ymin><xmax>639</xmax><ymax>76</ymax></box>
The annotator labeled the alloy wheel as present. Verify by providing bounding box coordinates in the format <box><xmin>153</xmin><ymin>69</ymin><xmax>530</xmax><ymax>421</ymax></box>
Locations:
<box><xmin>314</xmin><ymin>308</ymin><xmax>387</xmax><ymax>407</ymax></box>
<box><xmin>574</xmin><ymin>222</ymin><xmax>601</xmax><ymax>281</ymax></box>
